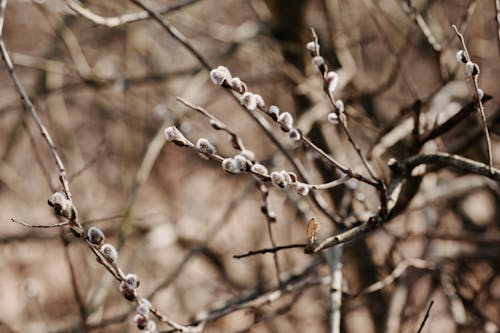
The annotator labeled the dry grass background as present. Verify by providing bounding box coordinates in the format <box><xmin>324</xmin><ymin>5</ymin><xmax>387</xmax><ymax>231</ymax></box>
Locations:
<box><xmin>0</xmin><ymin>0</ymin><xmax>499</xmax><ymax>332</ymax></box>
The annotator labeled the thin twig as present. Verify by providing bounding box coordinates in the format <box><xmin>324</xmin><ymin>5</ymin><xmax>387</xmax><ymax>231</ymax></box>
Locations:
<box><xmin>452</xmin><ymin>25</ymin><xmax>493</xmax><ymax>172</ymax></box>
<box><xmin>416</xmin><ymin>300</ymin><xmax>434</xmax><ymax>333</ymax></box>
<box><xmin>11</xmin><ymin>218</ymin><xmax>69</xmax><ymax>229</ymax></box>
<box><xmin>233</xmin><ymin>243</ymin><xmax>306</xmax><ymax>259</ymax></box>
<box><xmin>66</xmin><ymin>0</ymin><xmax>202</xmax><ymax>28</ymax></box>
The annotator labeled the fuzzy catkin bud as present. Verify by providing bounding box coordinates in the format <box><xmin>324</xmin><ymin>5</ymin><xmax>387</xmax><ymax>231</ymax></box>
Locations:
<box><xmin>230</xmin><ymin>77</ymin><xmax>247</xmax><ymax>94</ymax></box>
<box><xmin>289</xmin><ymin>128</ymin><xmax>301</xmax><ymax>141</ymax></box>
<box><xmin>233</xmin><ymin>155</ymin><xmax>248</xmax><ymax>172</ymax></box>
<box><xmin>465</xmin><ymin>61</ymin><xmax>479</xmax><ymax>76</ymax></box>
<box><xmin>120</xmin><ymin>281</ymin><xmax>135</xmax><ymax>301</ymax></box>
<box><xmin>270</xmin><ymin>171</ymin><xmax>287</xmax><ymax>189</ymax></box>
<box><xmin>100</xmin><ymin>243</ymin><xmax>118</xmax><ymax>262</ymax></box>
<box><xmin>251</xmin><ymin>163</ymin><xmax>268</xmax><ymax>176</ymax></box>
<box><xmin>278</xmin><ymin>112</ymin><xmax>293</xmax><ymax>131</ymax></box>
<box><xmin>136</xmin><ymin>301</ymin><xmax>151</xmax><ymax>316</ymax></box>
<box><xmin>335</xmin><ymin>100</ymin><xmax>344</xmax><ymax>113</ymax></box>
<box><xmin>209</xmin><ymin>65</ymin><xmax>232</xmax><ymax>86</ymax></box>
<box><xmin>268</xmin><ymin>105</ymin><xmax>280</xmax><ymax>121</ymax></box>
<box><xmin>295</xmin><ymin>183</ymin><xmax>310</xmax><ymax>196</ymax></box>
<box><xmin>124</xmin><ymin>273</ymin><xmax>140</xmax><ymax>289</ymax></box>
<box><xmin>222</xmin><ymin>158</ymin><xmax>239</xmax><ymax>174</ymax></box>
<box><xmin>306</xmin><ymin>41</ymin><xmax>317</xmax><ymax>54</ymax></box>
<box><xmin>456</xmin><ymin>50</ymin><xmax>467</xmax><ymax>63</ymax></box>
<box><xmin>164</xmin><ymin>126</ymin><xmax>191</xmax><ymax>147</ymax></box>
<box><xmin>477</xmin><ymin>88</ymin><xmax>484</xmax><ymax>99</ymax></box>
<box><xmin>87</xmin><ymin>226</ymin><xmax>105</xmax><ymax>246</ymax></box>
<box><xmin>241</xmin><ymin>92</ymin><xmax>257</xmax><ymax>111</ymax></box>
<box><xmin>254</xmin><ymin>94</ymin><xmax>265</xmax><ymax>109</ymax></box>
<box><xmin>326</xmin><ymin>71</ymin><xmax>339</xmax><ymax>94</ymax></box>
<box><xmin>327</xmin><ymin>112</ymin><xmax>339</xmax><ymax>124</ymax></box>
<box><xmin>196</xmin><ymin>138</ymin><xmax>216</xmax><ymax>155</ymax></box>
<box><xmin>312</xmin><ymin>56</ymin><xmax>325</xmax><ymax>72</ymax></box>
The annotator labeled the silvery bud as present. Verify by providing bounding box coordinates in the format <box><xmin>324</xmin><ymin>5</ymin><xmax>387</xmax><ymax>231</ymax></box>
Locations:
<box><xmin>278</xmin><ymin>112</ymin><xmax>293</xmax><ymax>131</ymax></box>
<box><xmin>268</xmin><ymin>105</ymin><xmax>280</xmax><ymax>121</ymax></box>
<box><xmin>239</xmin><ymin>149</ymin><xmax>255</xmax><ymax>161</ymax></box>
<box><xmin>456</xmin><ymin>50</ymin><xmax>467</xmax><ymax>63</ymax></box>
<box><xmin>124</xmin><ymin>273</ymin><xmax>140</xmax><ymax>289</ymax></box>
<box><xmin>164</xmin><ymin>126</ymin><xmax>191</xmax><ymax>147</ymax></box>
<box><xmin>465</xmin><ymin>61</ymin><xmax>479</xmax><ymax>76</ymax></box>
<box><xmin>241</xmin><ymin>92</ymin><xmax>257</xmax><ymax>111</ymax></box>
<box><xmin>230</xmin><ymin>77</ymin><xmax>247</xmax><ymax>94</ymax></box>
<box><xmin>100</xmin><ymin>243</ymin><xmax>118</xmax><ymax>262</ymax></box>
<box><xmin>222</xmin><ymin>158</ymin><xmax>239</xmax><ymax>174</ymax></box>
<box><xmin>254</xmin><ymin>94</ymin><xmax>265</xmax><ymax>109</ymax></box>
<box><xmin>289</xmin><ymin>128</ymin><xmax>301</xmax><ymax>141</ymax></box>
<box><xmin>335</xmin><ymin>99</ymin><xmax>344</xmax><ymax>113</ymax></box>
<box><xmin>327</xmin><ymin>112</ymin><xmax>339</xmax><ymax>124</ymax></box>
<box><xmin>270</xmin><ymin>171</ymin><xmax>287</xmax><ymax>189</ymax></box>
<box><xmin>251</xmin><ymin>163</ymin><xmax>268</xmax><ymax>176</ymax></box>
<box><xmin>134</xmin><ymin>314</ymin><xmax>148</xmax><ymax>330</ymax></box>
<box><xmin>326</xmin><ymin>71</ymin><xmax>339</xmax><ymax>94</ymax></box>
<box><xmin>312</xmin><ymin>56</ymin><xmax>325</xmax><ymax>72</ymax></box>
<box><xmin>196</xmin><ymin>138</ymin><xmax>216</xmax><ymax>155</ymax></box>
<box><xmin>233</xmin><ymin>155</ymin><xmax>248</xmax><ymax>172</ymax></box>
<box><xmin>295</xmin><ymin>183</ymin><xmax>310</xmax><ymax>196</ymax></box>
<box><xmin>87</xmin><ymin>226</ymin><xmax>105</xmax><ymax>246</ymax></box>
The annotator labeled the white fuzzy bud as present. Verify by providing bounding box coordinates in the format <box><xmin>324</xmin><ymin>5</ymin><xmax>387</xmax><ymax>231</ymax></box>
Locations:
<box><xmin>196</xmin><ymin>138</ymin><xmax>216</xmax><ymax>155</ymax></box>
<box><xmin>164</xmin><ymin>126</ymin><xmax>191</xmax><ymax>147</ymax></box>
<box><xmin>48</xmin><ymin>192</ymin><xmax>76</xmax><ymax>220</ymax></box>
<box><xmin>477</xmin><ymin>88</ymin><xmax>484</xmax><ymax>99</ymax></box>
<box><xmin>87</xmin><ymin>226</ymin><xmax>105</xmax><ymax>246</ymax></box>
<box><xmin>335</xmin><ymin>99</ymin><xmax>344</xmax><ymax>113</ymax></box>
<box><xmin>209</xmin><ymin>66</ymin><xmax>232</xmax><ymax>85</ymax></box>
<box><xmin>124</xmin><ymin>273</ymin><xmax>140</xmax><ymax>289</ymax></box>
<box><xmin>312</xmin><ymin>56</ymin><xmax>325</xmax><ymax>72</ymax></box>
<box><xmin>465</xmin><ymin>61</ymin><xmax>479</xmax><ymax>76</ymax></box>
<box><xmin>136</xmin><ymin>300</ymin><xmax>151</xmax><ymax>316</ymax></box>
<box><xmin>241</xmin><ymin>92</ymin><xmax>257</xmax><ymax>111</ymax></box>
<box><xmin>270</xmin><ymin>171</ymin><xmax>287</xmax><ymax>189</ymax></box>
<box><xmin>281</xmin><ymin>170</ymin><xmax>292</xmax><ymax>184</ymax></box>
<box><xmin>326</xmin><ymin>71</ymin><xmax>339</xmax><ymax>94</ymax></box>
<box><xmin>295</xmin><ymin>183</ymin><xmax>310</xmax><ymax>196</ymax></box>
<box><xmin>101</xmin><ymin>243</ymin><xmax>118</xmax><ymax>262</ymax></box>
<box><xmin>251</xmin><ymin>163</ymin><xmax>268</xmax><ymax>176</ymax></box>
<box><xmin>327</xmin><ymin>112</ymin><xmax>339</xmax><ymax>124</ymax></box>
<box><xmin>289</xmin><ymin>128</ymin><xmax>301</xmax><ymax>141</ymax></box>
<box><xmin>222</xmin><ymin>158</ymin><xmax>239</xmax><ymax>174</ymax></box>
<box><xmin>254</xmin><ymin>94</ymin><xmax>265</xmax><ymax>109</ymax></box>
<box><xmin>278</xmin><ymin>112</ymin><xmax>293</xmax><ymax>131</ymax></box>
<box><xmin>233</xmin><ymin>155</ymin><xmax>248</xmax><ymax>172</ymax></box>
<box><xmin>456</xmin><ymin>50</ymin><xmax>467</xmax><ymax>63</ymax></box>
<box><xmin>268</xmin><ymin>105</ymin><xmax>280</xmax><ymax>121</ymax></box>
<box><xmin>230</xmin><ymin>77</ymin><xmax>247</xmax><ymax>94</ymax></box>
<box><xmin>306</xmin><ymin>41</ymin><xmax>317</xmax><ymax>53</ymax></box>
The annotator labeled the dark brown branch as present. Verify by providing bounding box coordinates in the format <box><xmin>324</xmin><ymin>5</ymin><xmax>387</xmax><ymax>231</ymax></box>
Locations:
<box><xmin>233</xmin><ymin>243</ymin><xmax>306</xmax><ymax>259</ymax></box>
<box><xmin>401</xmin><ymin>153</ymin><xmax>500</xmax><ymax>181</ymax></box>
<box><xmin>416</xmin><ymin>300</ymin><xmax>434</xmax><ymax>333</ymax></box>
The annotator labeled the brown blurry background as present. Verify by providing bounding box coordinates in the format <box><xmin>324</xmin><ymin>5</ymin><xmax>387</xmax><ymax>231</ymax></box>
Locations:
<box><xmin>0</xmin><ymin>0</ymin><xmax>499</xmax><ymax>332</ymax></box>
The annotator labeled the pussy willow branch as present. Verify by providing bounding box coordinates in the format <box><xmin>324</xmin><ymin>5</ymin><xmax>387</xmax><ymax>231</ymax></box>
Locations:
<box><xmin>176</xmin><ymin>96</ymin><xmax>283</xmax><ymax>284</ymax></box>
<box><xmin>310</xmin><ymin>28</ymin><xmax>379</xmax><ymax>182</ymax></box>
<box><xmin>127</xmin><ymin>0</ymin><xmax>343</xmax><ymax>225</ymax></box>
<box><xmin>452</xmin><ymin>24</ymin><xmax>493</xmax><ymax>172</ymax></box>
<box><xmin>1</xmin><ymin>3</ymin><xmax>196</xmax><ymax>331</ymax></box>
